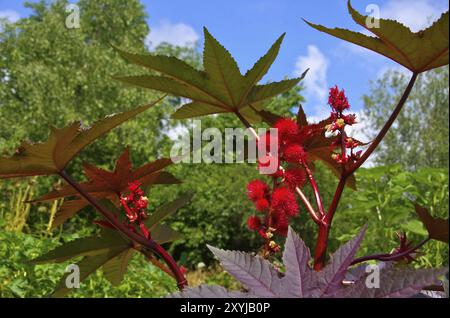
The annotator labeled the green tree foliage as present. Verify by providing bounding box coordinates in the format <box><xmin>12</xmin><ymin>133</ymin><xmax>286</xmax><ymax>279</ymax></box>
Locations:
<box><xmin>334</xmin><ymin>165</ymin><xmax>449</xmax><ymax>268</ymax></box>
<box><xmin>0</xmin><ymin>0</ymin><xmax>167</xmax><ymax>171</ymax></box>
<box><xmin>362</xmin><ymin>67</ymin><xmax>449</xmax><ymax>169</ymax></box>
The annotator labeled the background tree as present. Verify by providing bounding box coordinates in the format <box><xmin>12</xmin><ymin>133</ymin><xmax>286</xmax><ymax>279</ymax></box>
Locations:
<box><xmin>362</xmin><ymin>67</ymin><xmax>449</xmax><ymax>169</ymax></box>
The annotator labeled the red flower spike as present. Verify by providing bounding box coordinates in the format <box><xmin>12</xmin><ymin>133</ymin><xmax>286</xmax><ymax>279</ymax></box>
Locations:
<box><xmin>274</xmin><ymin>118</ymin><xmax>299</xmax><ymax>144</ymax></box>
<box><xmin>342</xmin><ymin>113</ymin><xmax>357</xmax><ymax>125</ymax></box>
<box><xmin>283</xmin><ymin>144</ymin><xmax>307</xmax><ymax>164</ymax></box>
<box><xmin>247</xmin><ymin>180</ymin><xmax>269</xmax><ymax>201</ymax></box>
<box><xmin>247</xmin><ymin>215</ymin><xmax>262</xmax><ymax>231</ymax></box>
<box><xmin>328</xmin><ymin>85</ymin><xmax>350</xmax><ymax>112</ymax></box>
<box><xmin>284</xmin><ymin>168</ymin><xmax>307</xmax><ymax>189</ymax></box>
<box><xmin>255</xmin><ymin>198</ymin><xmax>270</xmax><ymax>211</ymax></box>
<box><xmin>271</xmin><ymin>187</ymin><xmax>298</xmax><ymax>217</ymax></box>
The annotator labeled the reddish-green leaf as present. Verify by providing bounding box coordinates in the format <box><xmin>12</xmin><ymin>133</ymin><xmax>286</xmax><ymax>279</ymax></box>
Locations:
<box><xmin>0</xmin><ymin>97</ymin><xmax>165</xmax><ymax>179</ymax></box>
<box><xmin>30</xmin><ymin>148</ymin><xmax>180</xmax><ymax>226</ymax></box>
<box><xmin>305</xmin><ymin>1</ymin><xmax>449</xmax><ymax>73</ymax></box>
<box><xmin>415</xmin><ymin>204</ymin><xmax>449</xmax><ymax>243</ymax></box>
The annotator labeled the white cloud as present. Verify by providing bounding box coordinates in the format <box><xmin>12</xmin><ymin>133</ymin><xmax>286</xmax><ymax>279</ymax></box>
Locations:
<box><xmin>294</xmin><ymin>45</ymin><xmax>329</xmax><ymax>117</ymax></box>
<box><xmin>0</xmin><ymin>10</ymin><xmax>20</xmax><ymax>23</ymax></box>
<box><xmin>147</xmin><ymin>20</ymin><xmax>199</xmax><ymax>50</ymax></box>
<box><xmin>381</xmin><ymin>0</ymin><xmax>447</xmax><ymax>32</ymax></box>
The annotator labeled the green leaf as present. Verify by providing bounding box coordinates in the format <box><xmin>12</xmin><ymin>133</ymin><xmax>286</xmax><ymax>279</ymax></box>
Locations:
<box><xmin>241</xmin><ymin>34</ymin><xmax>286</xmax><ymax>105</ymax></box>
<box><xmin>29</xmin><ymin>229</ymin><xmax>129</xmax><ymax>264</ymax></box>
<box><xmin>401</xmin><ymin>220</ymin><xmax>428</xmax><ymax>236</ymax></box>
<box><xmin>0</xmin><ymin>96</ymin><xmax>165</xmax><ymax>179</ymax></box>
<box><xmin>114</xmin><ymin>75</ymin><xmax>221</xmax><ymax>106</ymax></box>
<box><xmin>115</xmin><ymin>28</ymin><xmax>303</xmax><ymax>122</ymax></box>
<box><xmin>152</xmin><ymin>224</ymin><xmax>183</xmax><ymax>244</ymax></box>
<box><xmin>172</xmin><ymin>102</ymin><xmax>227</xmax><ymax>119</ymax></box>
<box><xmin>145</xmin><ymin>193</ymin><xmax>193</xmax><ymax>231</ymax></box>
<box><xmin>103</xmin><ymin>249</ymin><xmax>135</xmax><ymax>286</ymax></box>
<box><xmin>203</xmin><ymin>27</ymin><xmax>245</xmax><ymax>106</ymax></box>
<box><xmin>305</xmin><ymin>1</ymin><xmax>449</xmax><ymax>73</ymax></box>
<box><xmin>247</xmin><ymin>76</ymin><xmax>306</xmax><ymax>105</ymax></box>
<box><xmin>52</xmin><ymin>245</ymin><xmax>128</xmax><ymax>298</ymax></box>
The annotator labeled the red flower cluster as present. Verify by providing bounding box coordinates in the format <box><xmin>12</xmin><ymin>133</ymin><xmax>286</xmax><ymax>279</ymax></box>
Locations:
<box><xmin>121</xmin><ymin>180</ymin><xmax>149</xmax><ymax>223</ymax></box>
<box><xmin>246</xmin><ymin>179</ymin><xmax>299</xmax><ymax>253</ymax></box>
<box><xmin>120</xmin><ymin>180</ymin><xmax>150</xmax><ymax>238</ymax></box>
<box><xmin>326</xmin><ymin>86</ymin><xmax>363</xmax><ymax>165</ymax></box>
<box><xmin>328</xmin><ymin>85</ymin><xmax>350</xmax><ymax>112</ymax></box>
<box><xmin>245</xmin><ymin>116</ymin><xmax>325</xmax><ymax>254</ymax></box>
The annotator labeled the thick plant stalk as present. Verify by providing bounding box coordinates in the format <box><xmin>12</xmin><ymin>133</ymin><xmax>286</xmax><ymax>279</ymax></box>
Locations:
<box><xmin>58</xmin><ymin>170</ymin><xmax>187</xmax><ymax>290</ymax></box>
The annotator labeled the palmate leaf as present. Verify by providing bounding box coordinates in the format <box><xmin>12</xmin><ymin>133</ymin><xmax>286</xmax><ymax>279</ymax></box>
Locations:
<box><xmin>113</xmin><ymin>28</ymin><xmax>305</xmax><ymax>123</ymax></box>
<box><xmin>29</xmin><ymin>229</ymin><xmax>129</xmax><ymax>265</ymax></box>
<box><xmin>170</xmin><ymin>226</ymin><xmax>445</xmax><ymax>298</ymax></box>
<box><xmin>29</xmin><ymin>148</ymin><xmax>180</xmax><ymax>228</ymax></box>
<box><xmin>332</xmin><ymin>267</ymin><xmax>448</xmax><ymax>298</ymax></box>
<box><xmin>414</xmin><ymin>204</ymin><xmax>449</xmax><ymax>243</ymax></box>
<box><xmin>208</xmin><ymin>245</ymin><xmax>283</xmax><ymax>297</ymax></box>
<box><xmin>314</xmin><ymin>225</ymin><xmax>367</xmax><ymax>296</ymax></box>
<box><xmin>305</xmin><ymin>1</ymin><xmax>449</xmax><ymax>73</ymax></box>
<box><xmin>0</xmin><ymin>96</ymin><xmax>165</xmax><ymax>179</ymax></box>
<box><xmin>33</xmin><ymin>221</ymin><xmax>185</xmax><ymax>296</ymax></box>
<box><xmin>52</xmin><ymin>245</ymin><xmax>129</xmax><ymax>298</ymax></box>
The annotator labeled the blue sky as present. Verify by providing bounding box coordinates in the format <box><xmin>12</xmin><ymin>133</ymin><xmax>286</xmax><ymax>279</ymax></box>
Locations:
<box><xmin>1</xmin><ymin>0</ymin><xmax>448</xmax><ymax>120</ymax></box>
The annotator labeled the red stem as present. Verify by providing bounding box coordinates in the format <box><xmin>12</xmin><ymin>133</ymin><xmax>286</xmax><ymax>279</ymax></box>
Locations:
<box><xmin>350</xmin><ymin>237</ymin><xmax>430</xmax><ymax>266</ymax></box>
<box><xmin>58</xmin><ymin>170</ymin><xmax>187</xmax><ymax>290</ymax></box>
<box><xmin>303</xmin><ymin>163</ymin><xmax>325</xmax><ymax>218</ymax></box>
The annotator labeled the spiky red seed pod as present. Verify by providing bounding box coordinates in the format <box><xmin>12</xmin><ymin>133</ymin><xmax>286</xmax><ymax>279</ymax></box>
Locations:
<box><xmin>328</xmin><ymin>85</ymin><xmax>350</xmax><ymax>112</ymax></box>
<box><xmin>247</xmin><ymin>215</ymin><xmax>262</xmax><ymax>231</ymax></box>
<box><xmin>274</xmin><ymin>118</ymin><xmax>299</xmax><ymax>143</ymax></box>
<box><xmin>284</xmin><ymin>168</ymin><xmax>307</xmax><ymax>189</ymax></box>
<box><xmin>271</xmin><ymin>187</ymin><xmax>298</xmax><ymax>217</ymax></box>
<box><xmin>283</xmin><ymin>143</ymin><xmax>307</xmax><ymax>164</ymax></box>
<box><xmin>255</xmin><ymin>198</ymin><xmax>270</xmax><ymax>211</ymax></box>
<box><xmin>246</xmin><ymin>180</ymin><xmax>269</xmax><ymax>201</ymax></box>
